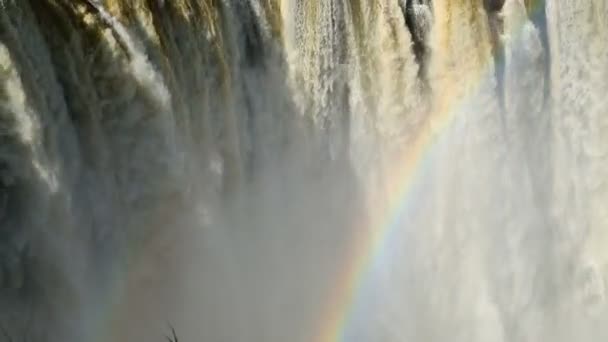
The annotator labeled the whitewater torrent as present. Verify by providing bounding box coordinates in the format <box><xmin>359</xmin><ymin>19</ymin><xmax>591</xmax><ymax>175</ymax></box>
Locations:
<box><xmin>0</xmin><ymin>0</ymin><xmax>607</xmax><ymax>341</ymax></box>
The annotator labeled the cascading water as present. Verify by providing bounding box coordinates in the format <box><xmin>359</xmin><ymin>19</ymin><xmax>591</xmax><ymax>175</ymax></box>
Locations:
<box><xmin>0</xmin><ymin>0</ymin><xmax>607</xmax><ymax>341</ymax></box>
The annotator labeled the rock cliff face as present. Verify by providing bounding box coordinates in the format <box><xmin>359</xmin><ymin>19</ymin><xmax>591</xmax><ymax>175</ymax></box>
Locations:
<box><xmin>0</xmin><ymin>1</ymin><xmax>607</xmax><ymax>341</ymax></box>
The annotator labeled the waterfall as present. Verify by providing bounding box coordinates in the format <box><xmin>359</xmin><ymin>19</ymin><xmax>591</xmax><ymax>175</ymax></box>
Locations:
<box><xmin>0</xmin><ymin>0</ymin><xmax>607</xmax><ymax>341</ymax></box>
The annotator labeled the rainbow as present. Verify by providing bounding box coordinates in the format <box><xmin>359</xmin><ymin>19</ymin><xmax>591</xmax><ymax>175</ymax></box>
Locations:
<box><xmin>314</xmin><ymin>1</ymin><xmax>547</xmax><ymax>341</ymax></box>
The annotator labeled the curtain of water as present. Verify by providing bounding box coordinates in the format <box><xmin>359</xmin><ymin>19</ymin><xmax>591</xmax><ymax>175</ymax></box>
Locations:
<box><xmin>0</xmin><ymin>0</ymin><xmax>606</xmax><ymax>341</ymax></box>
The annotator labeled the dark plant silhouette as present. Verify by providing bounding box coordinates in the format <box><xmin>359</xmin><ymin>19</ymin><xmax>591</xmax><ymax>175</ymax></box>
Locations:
<box><xmin>165</xmin><ymin>324</ymin><xmax>178</xmax><ymax>342</ymax></box>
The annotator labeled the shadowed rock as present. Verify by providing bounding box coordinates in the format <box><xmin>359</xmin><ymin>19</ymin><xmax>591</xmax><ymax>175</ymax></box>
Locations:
<box><xmin>400</xmin><ymin>0</ymin><xmax>433</xmax><ymax>87</ymax></box>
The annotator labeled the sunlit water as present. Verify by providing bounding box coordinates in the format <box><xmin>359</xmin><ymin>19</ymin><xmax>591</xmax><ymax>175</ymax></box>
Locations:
<box><xmin>0</xmin><ymin>1</ymin><xmax>607</xmax><ymax>341</ymax></box>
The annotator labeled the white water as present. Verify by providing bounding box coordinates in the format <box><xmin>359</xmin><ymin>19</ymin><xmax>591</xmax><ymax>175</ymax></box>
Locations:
<box><xmin>0</xmin><ymin>1</ymin><xmax>607</xmax><ymax>341</ymax></box>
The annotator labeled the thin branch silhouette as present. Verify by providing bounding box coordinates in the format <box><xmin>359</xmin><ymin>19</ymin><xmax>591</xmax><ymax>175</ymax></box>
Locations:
<box><xmin>165</xmin><ymin>324</ymin><xmax>178</xmax><ymax>342</ymax></box>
